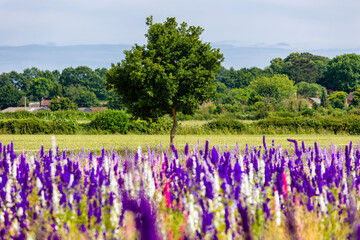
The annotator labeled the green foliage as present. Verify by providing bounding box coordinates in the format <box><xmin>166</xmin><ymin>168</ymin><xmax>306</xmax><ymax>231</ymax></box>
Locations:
<box><xmin>0</xmin><ymin>119</ymin><xmax>80</xmax><ymax>134</ymax></box>
<box><xmin>0</xmin><ymin>110</ymin><xmax>94</xmax><ymax>121</ymax></box>
<box><xmin>205</xmin><ymin>118</ymin><xmax>246</xmax><ymax>132</ymax></box>
<box><xmin>312</xmin><ymin>102</ymin><xmax>319</xmax><ymax>110</ymax></box>
<box><xmin>322</xmin><ymin>53</ymin><xmax>360</xmax><ymax>92</ymax></box>
<box><xmin>106</xmin><ymin>16</ymin><xmax>223</xmax><ymax>143</ymax></box>
<box><xmin>296</xmin><ymin>81</ymin><xmax>324</xmax><ymax>98</ymax></box>
<box><xmin>301</xmin><ymin>108</ymin><xmax>316</xmax><ymax>116</ymax></box>
<box><xmin>129</xmin><ymin>117</ymin><xmax>173</xmax><ymax>134</ymax></box>
<box><xmin>328</xmin><ymin>91</ymin><xmax>348</xmax><ymax>109</ymax></box>
<box><xmin>351</xmin><ymin>87</ymin><xmax>360</xmax><ymax>106</ymax></box>
<box><xmin>76</xmin><ymin>91</ymin><xmax>99</xmax><ymax>107</ymax></box>
<box><xmin>63</xmin><ymin>84</ymin><xmax>87</xmax><ymax>101</ymax></box>
<box><xmin>0</xmin><ymin>72</ymin><xmax>22</xmax><ymax>109</ymax></box>
<box><xmin>320</xmin><ymin>88</ymin><xmax>328</xmax><ymax>108</ymax></box>
<box><xmin>90</xmin><ymin>110</ymin><xmax>131</xmax><ymax>133</ymax></box>
<box><xmin>216</xmin><ymin>66</ymin><xmax>273</xmax><ymax>90</ymax></box>
<box><xmin>248</xmin><ymin>74</ymin><xmax>296</xmax><ymax>104</ymax></box>
<box><xmin>106</xmin><ymin>16</ymin><xmax>223</xmax><ymax>120</ymax></box>
<box><xmin>60</xmin><ymin>66</ymin><xmax>108</xmax><ymax>100</ymax></box>
<box><xmin>29</xmin><ymin>77</ymin><xmax>54</xmax><ymax>101</ymax></box>
<box><xmin>107</xmin><ymin>93</ymin><xmax>124</xmax><ymax>110</ymax></box>
<box><xmin>269</xmin><ymin>52</ymin><xmax>329</xmax><ymax>84</ymax></box>
<box><xmin>49</xmin><ymin>97</ymin><xmax>78</xmax><ymax>111</ymax></box>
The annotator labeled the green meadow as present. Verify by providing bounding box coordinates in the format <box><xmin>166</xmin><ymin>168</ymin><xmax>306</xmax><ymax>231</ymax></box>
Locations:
<box><xmin>1</xmin><ymin>134</ymin><xmax>359</xmax><ymax>153</ymax></box>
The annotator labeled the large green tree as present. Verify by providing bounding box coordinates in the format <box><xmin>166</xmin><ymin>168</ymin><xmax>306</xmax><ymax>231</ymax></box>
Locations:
<box><xmin>29</xmin><ymin>77</ymin><xmax>54</xmax><ymax>101</ymax></box>
<box><xmin>296</xmin><ymin>81</ymin><xmax>325</xmax><ymax>98</ymax></box>
<box><xmin>270</xmin><ymin>52</ymin><xmax>329</xmax><ymax>84</ymax></box>
<box><xmin>328</xmin><ymin>91</ymin><xmax>348</xmax><ymax>109</ymax></box>
<box><xmin>49</xmin><ymin>97</ymin><xmax>78</xmax><ymax>111</ymax></box>
<box><xmin>59</xmin><ymin>66</ymin><xmax>108</xmax><ymax>100</ymax></box>
<box><xmin>351</xmin><ymin>88</ymin><xmax>360</xmax><ymax>106</ymax></box>
<box><xmin>106</xmin><ymin>16</ymin><xmax>223</xmax><ymax>144</ymax></box>
<box><xmin>322</xmin><ymin>54</ymin><xmax>360</xmax><ymax>92</ymax></box>
<box><xmin>0</xmin><ymin>73</ymin><xmax>22</xmax><ymax>109</ymax></box>
<box><xmin>247</xmin><ymin>74</ymin><xmax>296</xmax><ymax>104</ymax></box>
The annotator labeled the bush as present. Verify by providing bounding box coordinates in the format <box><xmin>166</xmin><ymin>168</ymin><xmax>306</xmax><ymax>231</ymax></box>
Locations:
<box><xmin>0</xmin><ymin>119</ymin><xmax>80</xmax><ymax>134</ymax></box>
<box><xmin>301</xmin><ymin>108</ymin><xmax>315</xmax><ymax>117</ymax></box>
<box><xmin>205</xmin><ymin>118</ymin><xmax>246</xmax><ymax>132</ymax></box>
<box><xmin>90</xmin><ymin>110</ymin><xmax>131</xmax><ymax>133</ymax></box>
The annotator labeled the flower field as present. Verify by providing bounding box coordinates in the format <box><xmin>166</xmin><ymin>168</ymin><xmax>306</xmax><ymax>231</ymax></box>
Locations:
<box><xmin>0</xmin><ymin>136</ymin><xmax>360</xmax><ymax>239</ymax></box>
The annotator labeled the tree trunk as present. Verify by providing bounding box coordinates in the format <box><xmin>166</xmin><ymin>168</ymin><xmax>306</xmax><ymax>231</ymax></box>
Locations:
<box><xmin>170</xmin><ymin>108</ymin><xmax>177</xmax><ymax>145</ymax></box>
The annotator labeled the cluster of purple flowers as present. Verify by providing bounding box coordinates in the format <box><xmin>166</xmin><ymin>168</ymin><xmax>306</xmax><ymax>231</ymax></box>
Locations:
<box><xmin>0</xmin><ymin>136</ymin><xmax>359</xmax><ymax>239</ymax></box>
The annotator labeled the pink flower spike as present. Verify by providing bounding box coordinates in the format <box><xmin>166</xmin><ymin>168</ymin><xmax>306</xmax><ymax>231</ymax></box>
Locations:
<box><xmin>282</xmin><ymin>172</ymin><xmax>289</xmax><ymax>200</ymax></box>
<box><xmin>164</xmin><ymin>180</ymin><xmax>172</xmax><ymax>208</ymax></box>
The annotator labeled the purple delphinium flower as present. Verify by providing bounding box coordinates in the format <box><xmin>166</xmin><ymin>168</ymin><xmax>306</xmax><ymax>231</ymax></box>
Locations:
<box><xmin>233</xmin><ymin>159</ymin><xmax>242</xmax><ymax>183</ymax></box>
<box><xmin>263</xmin><ymin>135</ymin><xmax>268</xmax><ymax>157</ymax></box>
<box><xmin>122</xmin><ymin>194</ymin><xmax>159</xmax><ymax>240</ymax></box>
<box><xmin>204</xmin><ymin>140</ymin><xmax>209</xmax><ymax>160</ymax></box>
<box><xmin>211</xmin><ymin>146</ymin><xmax>219</xmax><ymax>167</ymax></box>
<box><xmin>238</xmin><ymin>202</ymin><xmax>252</xmax><ymax>240</ymax></box>
<box><xmin>184</xmin><ymin>143</ymin><xmax>189</xmax><ymax>156</ymax></box>
<box><xmin>225</xmin><ymin>205</ymin><xmax>230</xmax><ymax>233</ymax></box>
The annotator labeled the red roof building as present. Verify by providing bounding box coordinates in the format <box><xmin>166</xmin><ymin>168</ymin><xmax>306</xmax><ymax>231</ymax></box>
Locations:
<box><xmin>40</xmin><ymin>98</ymin><xmax>52</xmax><ymax>108</ymax></box>
<box><xmin>89</xmin><ymin>107</ymin><xmax>108</xmax><ymax>112</ymax></box>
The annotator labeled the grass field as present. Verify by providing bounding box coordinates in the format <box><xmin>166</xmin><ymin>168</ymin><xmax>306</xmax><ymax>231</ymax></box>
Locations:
<box><xmin>0</xmin><ymin>134</ymin><xmax>359</xmax><ymax>153</ymax></box>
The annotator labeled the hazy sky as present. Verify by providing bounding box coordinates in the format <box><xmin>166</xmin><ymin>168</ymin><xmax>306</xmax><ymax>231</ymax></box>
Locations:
<box><xmin>1</xmin><ymin>0</ymin><xmax>359</xmax><ymax>50</ymax></box>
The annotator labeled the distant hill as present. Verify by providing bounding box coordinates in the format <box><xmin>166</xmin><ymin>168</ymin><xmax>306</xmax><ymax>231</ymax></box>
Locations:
<box><xmin>0</xmin><ymin>44</ymin><xmax>359</xmax><ymax>73</ymax></box>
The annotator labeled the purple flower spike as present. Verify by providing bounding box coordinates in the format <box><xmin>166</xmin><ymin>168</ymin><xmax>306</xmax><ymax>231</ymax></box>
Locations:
<box><xmin>122</xmin><ymin>195</ymin><xmax>159</xmax><ymax>240</ymax></box>
<box><xmin>204</xmin><ymin>140</ymin><xmax>209</xmax><ymax>160</ymax></box>
<box><xmin>306</xmin><ymin>198</ymin><xmax>313</xmax><ymax>211</ymax></box>
<box><xmin>263</xmin><ymin>135</ymin><xmax>268</xmax><ymax>156</ymax></box>
<box><xmin>184</xmin><ymin>143</ymin><xmax>189</xmax><ymax>156</ymax></box>
<box><xmin>354</xmin><ymin>224</ymin><xmax>360</xmax><ymax>240</ymax></box>
<box><xmin>211</xmin><ymin>146</ymin><xmax>219</xmax><ymax>166</ymax></box>
<box><xmin>237</xmin><ymin>202</ymin><xmax>252</xmax><ymax>240</ymax></box>
<box><xmin>80</xmin><ymin>224</ymin><xmax>87</xmax><ymax>232</ymax></box>
<box><xmin>225</xmin><ymin>205</ymin><xmax>230</xmax><ymax>233</ymax></box>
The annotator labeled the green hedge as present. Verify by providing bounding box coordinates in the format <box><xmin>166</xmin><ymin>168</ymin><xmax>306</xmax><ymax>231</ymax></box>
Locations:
<box><xmin>204</xmin><ymin>116</ymin><xmax>360</xmax><ymax>134</ymax></box>
<box><xmin>0</xmin><ymin>110</ymin><xmax>94</xmax><ymax>121</ymax></box>
<box><xmin>0</xmin><ymin>119</ymin><xmax>80</xmax><ymax>134</ymax></box>
<box><xmin>2</xmin><ymin>114</ymin><xmax>360</xmax><ymax>135</ymax></box>
<box><xmin>89</xmin><ymin>110</ymin><xmax>172</xmax><ymax>134</ymax></box>
<box><xmin>89</xmin><ymin>110</ymin><xmax>131</xmax><ymax>133</ymax></box>
<box><xmin>205</xmin><ymin>118</ymin><xmax>246</xmax><ymax>132</ymax></box>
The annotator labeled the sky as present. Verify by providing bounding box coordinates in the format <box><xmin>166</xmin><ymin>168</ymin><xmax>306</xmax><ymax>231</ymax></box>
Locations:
<box><xmin>1</xmin><ymin>0</ymin><xmax>360</xmax><ymax>50</ymax></box>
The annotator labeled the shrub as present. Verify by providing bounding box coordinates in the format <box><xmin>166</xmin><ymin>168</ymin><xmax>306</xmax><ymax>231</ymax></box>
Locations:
<box><xmin>0</xmin><ymin>119</ymin><xmax>80</xmax><ymax>134</ymax></box>
<box><xmin>90</xmin><ymin>110</ymin><xmax>131</xmax><ymax>133</ymax></box>
<box><xmin>205</xmin><ymin>118</ymin><xmax>246</xmax><ymax>132</ymax></box>
<box><xmin>301</xmin><ymin>108</ymin><xmax>315</xmax><ymax>117</ymax></box>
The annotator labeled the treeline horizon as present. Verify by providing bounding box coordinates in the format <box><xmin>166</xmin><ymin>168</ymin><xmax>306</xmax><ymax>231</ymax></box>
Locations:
<box><xmin>1</xmin><ymin>52</ymin><xmax>360</xmax><ymax>114</ymax></box>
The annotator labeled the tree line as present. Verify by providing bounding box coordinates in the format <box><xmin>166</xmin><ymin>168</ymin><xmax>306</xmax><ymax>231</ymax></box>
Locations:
<box><xmin>1</xmin><ymin>52</ymin><xmax>360</xmax><ymax>113</ymax></box>
<box><xmin>0</xmin><ymin>66</ymin><xmax>123</xmax><ymax>110</ymax></box>
<box><xmin>215</xmin><ymin>52</ymin><xmax>360</xmax><ymax>116</ymax></box>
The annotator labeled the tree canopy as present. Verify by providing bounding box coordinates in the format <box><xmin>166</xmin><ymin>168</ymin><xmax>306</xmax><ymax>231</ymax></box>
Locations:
<box><xmin>106</xmin><ymin>16</ymin><xmax>224</xmax><ymax>144</ymax></box>
<box><xmin>269</xmin><ymin>52</ymin><xmax>329</xmax><ymax>84</ymax></box>
<box><xmin>328</xmin><ymin>91</ymin><xmax>348</xmax><ymax>109</ymax></box>
<box><xmin>322</xmin><ymin>54</ymin><xmax>360</xmax><ymax>92</ymax></box>
<box><xmin>296</xmin><ymin>81</ymin><xmax>325</xmax><ymax>98</ymax></box>
<box><xmin>248</xmin><ymin>75</ymin><xmax>296</xmax><ymax>104</ymax></box>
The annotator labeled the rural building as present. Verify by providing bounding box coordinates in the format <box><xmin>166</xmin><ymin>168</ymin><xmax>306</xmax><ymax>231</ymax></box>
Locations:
<box><xmin>78</xmin><ymin>107</ymin><xmax>92</xmax><ymax>112</ymax></box>
<box><xmin>78</xmin><ymin>107</ymin><xmax>108</xmax><ymax>112</ymax></box>
<box><xmin>40</xmin><ymin>98</ymin><xmax>52</xmax><ymax>109</ymax></box>
<box><xmin>346</xmin><ymin>92</ymin><xmax>354</xmax><ymax>106</ymax></box>
<box><xmin>1</xmin><ymin>107</ymin><xmax>28</xmax><ymax>113</ymax></box>
<box><xmin>1</xmin><ymin>106</ymin><xmax>47</xmax><ymax>113</ymax></box>
<box><xmin>89</xmin><ymin>107</ymin><xmax>108</xmax><ymax>112</ymax></box>
<box><xmin>308</xmin><ymin>97</ymin><xmax>321</xmax><ymax>108</ymax></box>
<box><xmin>29</xmin><ymin>102</ymin><xmax>40</xmax><ymax>108</ymax></box>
